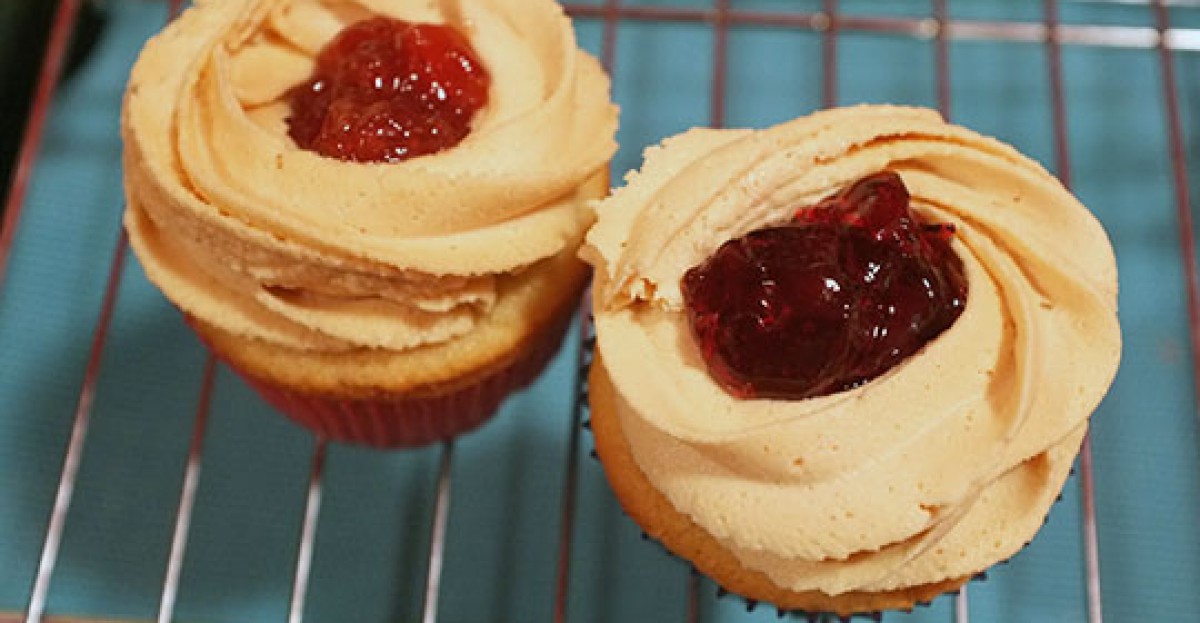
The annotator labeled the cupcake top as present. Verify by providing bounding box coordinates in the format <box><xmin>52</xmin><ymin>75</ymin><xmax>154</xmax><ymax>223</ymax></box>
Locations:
<box><xmin>581</xmin><ymin>105</ymin><xmax>1121</xmax><ymax>594</ymax></box>
<box><xmin>123</xmin><ymin>0</ymin><xmax>617</xmax><ymax>352</ymax></box>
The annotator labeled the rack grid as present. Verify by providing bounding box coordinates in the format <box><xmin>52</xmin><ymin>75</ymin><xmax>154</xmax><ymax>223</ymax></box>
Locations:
<box><xmin>1</xmin><ymin>1</ymin><xmax>1197</xmax><ymax>622</ymax></box>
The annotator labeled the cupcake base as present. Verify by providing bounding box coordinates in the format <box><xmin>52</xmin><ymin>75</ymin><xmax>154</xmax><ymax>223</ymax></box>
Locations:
<box><xmin>228</xmin><ymin>304</ymin><xmax>574</xmax><ymax>447</ymax></box>
<box><xmin>188</xmin><ymin>247</ymin><xmax>589</xmax><ymax>448</ymax></box>
<box><xmin>588</xmin><ymin>355</ymin><xmax>969</xmax><ymax>616</ymax></box>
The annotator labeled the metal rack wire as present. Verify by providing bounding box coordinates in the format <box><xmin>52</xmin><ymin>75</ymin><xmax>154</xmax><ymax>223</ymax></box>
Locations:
<box><xmin>1</xmin><ymin>1</ymin><xmax>1197</xmax><ymax>622</ymax></box>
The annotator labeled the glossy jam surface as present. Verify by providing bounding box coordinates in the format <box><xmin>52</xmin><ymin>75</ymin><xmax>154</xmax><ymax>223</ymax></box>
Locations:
<box><xmin>681</xmin><ymin>172</ymin><xmax>968</xmax><ymax>400</ymax></box>
<box><xmin>287</xmin><ymin>17</ymin><xmax>490</xmax><ymax>163</ymax></box>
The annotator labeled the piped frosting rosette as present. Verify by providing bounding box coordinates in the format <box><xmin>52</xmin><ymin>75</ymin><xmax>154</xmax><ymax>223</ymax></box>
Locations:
<box><xmin>582</xmin><ymin>105</ymin><xmax>1120</xmax><ymax>595</ymax></box>
<box><xmin>123</xmin><ymin>0</ymin><xmax>617</xmax><ymax>353</ymax></box>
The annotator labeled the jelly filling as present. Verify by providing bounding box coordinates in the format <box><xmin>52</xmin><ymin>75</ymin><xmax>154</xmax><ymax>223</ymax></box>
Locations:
<box><xmin>681</xmin><ymin>171</ymin><xmax>968</xmax><ymax>400</ymax></box>
<box><xmin>286</xmin><ymin>17</ymin><xmax>490</xmax><ymax>163</ymax></box>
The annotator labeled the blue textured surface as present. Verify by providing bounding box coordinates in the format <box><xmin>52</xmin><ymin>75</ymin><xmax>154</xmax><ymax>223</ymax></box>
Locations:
<box><xmin>1</xmin><ymin>1</ymin><xmax>1198</xmax><ymax>622</ymax></box>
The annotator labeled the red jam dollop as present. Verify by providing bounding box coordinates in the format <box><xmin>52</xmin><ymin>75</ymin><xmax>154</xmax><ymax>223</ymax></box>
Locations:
<box><xmin>286</xmin><ymin>17</ymin><xmax>490</xmax><ymax>163</ymax></box>
<box><xmin>681</xmin><ymin>171</ymin><xmax>968</xmax><ymax>400</ymax></box>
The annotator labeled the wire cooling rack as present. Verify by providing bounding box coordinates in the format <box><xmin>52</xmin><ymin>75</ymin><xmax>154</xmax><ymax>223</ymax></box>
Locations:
<box><xmin>1</xmin><ymin>1</ymin><xmax>1198</xmax><ymax>622</ymax></box>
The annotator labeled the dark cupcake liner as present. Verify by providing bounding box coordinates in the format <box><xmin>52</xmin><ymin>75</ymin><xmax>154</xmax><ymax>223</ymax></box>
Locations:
<box><xmin>706</xmin><ymin>571</ymin><xmax>987</xmax><ymax>621</ymax></box>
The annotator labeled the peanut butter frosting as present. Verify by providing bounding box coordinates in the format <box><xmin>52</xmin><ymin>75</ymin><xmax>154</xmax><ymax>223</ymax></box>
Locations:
<box><xmin>123</xmin><ymin>0</ymin><xmax>616</xmax><ymax>353</ymax></box>
<box><xmin>581</xmin><ymin>105</ymin><xmax>1121</xmax><ymax>595</ymax></box>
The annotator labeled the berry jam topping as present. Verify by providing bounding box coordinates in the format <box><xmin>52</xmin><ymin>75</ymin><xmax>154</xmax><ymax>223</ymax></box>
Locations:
<box><xmin>681</xmin><ymin>171</ymin><xmax>968</xmax><ymax>400</ymax></box>
<box><xmin>286</xmin><ymin>17</ymin><xmax>490</xmax><ymax>163</ymax></box>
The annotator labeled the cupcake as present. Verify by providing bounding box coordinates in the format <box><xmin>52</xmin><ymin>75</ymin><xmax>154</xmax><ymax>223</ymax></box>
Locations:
<box><xmin>581</xmin><ymin>105</ymin><xmax>1120</xmax><ymax>615</ymax></box>
<box><xmin>122</xmin><ymin>0</ymin><xmax>618</xmax><ymax>447</ymax></box>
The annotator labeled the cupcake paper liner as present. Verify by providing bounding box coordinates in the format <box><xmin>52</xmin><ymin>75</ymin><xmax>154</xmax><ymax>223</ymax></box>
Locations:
<box><xmin>206</xmin><ymin>310</ymin><xmax>575</xmax><ymax>448</ymax></box>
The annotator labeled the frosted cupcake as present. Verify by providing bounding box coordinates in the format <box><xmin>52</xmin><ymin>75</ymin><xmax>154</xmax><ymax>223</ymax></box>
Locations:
<box><xmin>581</xmin><ymin>105</ymin><xmax>1120</xmax><ymax>615</ymax></box>
<box><xmin>122</xmin><ymin>0</ymin><xmax>617</xmax><ymax>447</ymax></box>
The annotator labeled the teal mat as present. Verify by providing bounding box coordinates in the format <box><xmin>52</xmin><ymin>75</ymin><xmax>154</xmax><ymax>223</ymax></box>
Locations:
<box><xmin>1</xmin><ymin>1</ymin><xmax>1197</xmax><ymax>622</ymax></box>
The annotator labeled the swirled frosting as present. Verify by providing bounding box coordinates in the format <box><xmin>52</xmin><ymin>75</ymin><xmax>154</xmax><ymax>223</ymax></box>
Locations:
<box><xmin>581</xmin><ymin>105</ymin><xmax>1121</xmax><ymax>594</ymax></box>
<box><xmin>123</xmin><ymin>0</ymin><xmax>616</xmax><ymax>352</ymax></box>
